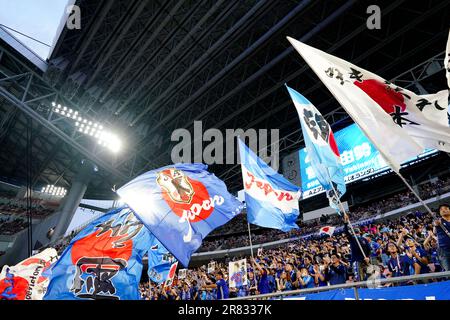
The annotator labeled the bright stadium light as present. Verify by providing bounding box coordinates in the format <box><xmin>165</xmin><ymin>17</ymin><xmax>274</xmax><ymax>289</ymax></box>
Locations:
<box><xmin>41</xmin><ymin>184</ymin><xmax>67</xmax><ymax>197</ymax></box>
<box><xmin>51</xmin><ymin>102</ymin><xmax>123</xmax><ymax>153</ymax></box>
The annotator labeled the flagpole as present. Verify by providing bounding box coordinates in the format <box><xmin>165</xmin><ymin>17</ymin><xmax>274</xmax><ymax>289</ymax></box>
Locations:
<box><xmin>395</xmin><ymin>171</ymin><xmax>435</xmax><ymax>217</ymax></box>
<box><xmin>379</xmin><ymin>154</ymin><xmax>436</xmax><ymax>218</ymax></box>
<box><xmin>327</xmin><ymin>177</ymin><xmax>368</xmax><ymax>260</ymax></box>
<box><xmin>247</xmin><ymin>222</ymin><xmax>255</xmax><ymax>260</ymax></box>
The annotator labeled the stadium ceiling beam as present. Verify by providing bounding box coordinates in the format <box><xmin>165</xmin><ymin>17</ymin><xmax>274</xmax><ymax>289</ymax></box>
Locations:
<box><xmin>99</xmin><ymin>0</ymin><xmax>189</xmax><ymax>102</ymax></box>
<box><xmin>123</xmin><ymin>0</ymin><xmax>272</xmax><ymax>124</ymax></box>
<box><xmin>142</xmin><ymin>0</ymin><xmax>352</xmax><ymax>136</ymax></box>
<box><xmin>139</xmin><ymin>0</ymin><xmax>316</xmax><ymax>131</ymax></box>
<box><xmin>142</xmin><ymin>0</ymin><xmax>442</xmax><ymax>169</ymax></box>
<box><xmin>84</xmin><ymin>0</ymin><xmax>149</xmax><ymax>88</ymax></box>
<box><xmin>66</xmin><ymin>0</ymin><xmax>115</xmax><ymax>76</ymax></box>
<box><xmin>95</xmin><ymin>1</ymin><xmax>171</xmax><ymax>86</ymax></box>
<box><xmin>131</xmin><ymin>0</ymin><xmax>359</xmax><ymax>170</ymax></box>
<box><xmin>112</xmin><ymin>0</ymin><xmax>229</xmax><ymax>115</ymax></box>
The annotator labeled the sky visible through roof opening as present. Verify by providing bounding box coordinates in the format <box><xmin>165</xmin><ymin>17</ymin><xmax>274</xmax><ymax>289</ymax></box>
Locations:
<box><xmin>0</xmin><ymin>0</ymin><xmax>72</xmax><ymax>60</ymax></box>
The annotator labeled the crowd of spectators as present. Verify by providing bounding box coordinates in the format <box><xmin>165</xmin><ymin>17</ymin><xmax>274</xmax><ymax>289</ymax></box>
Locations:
<box><xmin>139</xmin><ymin>203</ymin><xmax>450</xmax><ymax>300</ymax></box>
<box><xmin>0</xmin><ymin>196</ymin><xmax>60</xmax><ymax>235</ymax></box>
<box><xmin>197</xmin><ymin>177</ymin><xmax>450</xmax><ymax>251</ymax></box>
<box><xmin>0</xmin><ymin>217</ymin><xmax>29</xmax><ymax>236</ymax></box>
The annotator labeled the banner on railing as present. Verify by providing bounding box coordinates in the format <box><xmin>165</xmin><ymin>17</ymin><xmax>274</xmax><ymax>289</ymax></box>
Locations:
<box><xmin>283</xmin><ymin>280</ymin><xmax>450</xmax><ymax>300</ymax></box>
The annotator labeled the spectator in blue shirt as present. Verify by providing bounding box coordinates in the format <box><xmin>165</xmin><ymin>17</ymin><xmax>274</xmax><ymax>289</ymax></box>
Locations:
<box><xmin>386</xmin><ymin>242</ymin><xmax>413</xmax><ymax>278</ymax></box>
<box><xmin>434</xmin><ymin>204</ymin><xmax>450</xmax><ymax>271</ymax></box>
<box><xmin>252</xmin><ymin>257</ymin><xmax>270</xmax><ymax>294</ymax></box>
<box><xmin>298</xmin><ymin>267</ymin><xmax>315</xmax><ymax>289</ymax></box>
<box><xmin>202</xmin><ymin>271</ymin><xmax>229</xmax><ymax>299</ymax></box>
<box><xmin>324</xmin><ymin>254</ymin><xmax>347</xmax><ymax>285</ymax></box>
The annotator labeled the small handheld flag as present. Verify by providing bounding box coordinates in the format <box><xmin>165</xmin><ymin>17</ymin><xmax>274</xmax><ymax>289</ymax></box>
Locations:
<box><xmin>319</xmin><ymin>226</ymin><xmax>336</xmax><ymax>237</ymax></box>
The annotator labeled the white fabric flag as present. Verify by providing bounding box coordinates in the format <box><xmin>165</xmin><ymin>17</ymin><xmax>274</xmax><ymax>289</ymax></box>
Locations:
<box><xmin>0</xmin><ymin>248</ymin><xmax>58</xmax><ymax>300</ymax></box>
<box><xmin>319</xmin><ymin>226</ymin><xmax>336</xmax><ymax>237</ymax></box>
<box><xmin>445</xmin><ymin>29</ymin><xmax>450</xmax><ymax>89</ymax></box>
<box><xmin>287</xmin><ymin>36</ymin><xmax>450</xmax><ymax>172</ymax></box>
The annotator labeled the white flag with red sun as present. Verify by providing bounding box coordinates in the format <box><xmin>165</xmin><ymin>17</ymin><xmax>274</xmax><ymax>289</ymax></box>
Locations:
<box><xmin>288</xmin><ymin>36</ymin><xmax>450</xmax><ymax>173</ymax></box>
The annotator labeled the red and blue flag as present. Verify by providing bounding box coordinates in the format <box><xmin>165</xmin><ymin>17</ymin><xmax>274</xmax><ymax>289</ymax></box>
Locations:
<box><xmin>117</xmin><ymin>163</ymin><xmax>244</xmax><ymax>267</ymax></box>
<box><xmin>43</xmin><ymin>207</ymin><xmax>151</xmax><ymax>300</ymax></box>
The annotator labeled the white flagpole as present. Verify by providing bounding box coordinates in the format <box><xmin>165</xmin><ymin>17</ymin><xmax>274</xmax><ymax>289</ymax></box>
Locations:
<box><xmin>379</xmin><ymin>154</ymin><xmax>436</xmax><ymax>218</ymax></box>
<box><xmin>395</xmin><ymin>171</ymin><xmax>435</xmax><ymax>217</ymax></box>
<box><xmin>247</xmin><ymin>222</ymin><xmax>255</xmax><ymax>260</ymax></box>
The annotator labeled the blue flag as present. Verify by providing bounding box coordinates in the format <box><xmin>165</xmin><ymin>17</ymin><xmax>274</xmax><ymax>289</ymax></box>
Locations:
<box><xmin>286</xmin><ymin>85</ymin><xmax>346</xmax><ymax>210</ymax></box>
<box><xmin>147</xmin><ymin>235</ymin><xmax>178</xmax><ymax>284</ymax></box>
<box><xmin>44</xmin><ymin>207</ymin><xmax>151</xmax><ymax>300</ymax></box>
<box><xmin>239</xmin><ymin>139</ymin><xmax>301</xmax><ymax>232</ymax></box>
<box><xmin>117</xmin><ymin>163</ymin><xmax>244</xmax><ymax>267</ymax></box>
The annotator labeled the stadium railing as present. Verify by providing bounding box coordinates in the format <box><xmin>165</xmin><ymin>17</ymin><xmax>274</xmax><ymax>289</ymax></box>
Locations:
<box><xmin>231</xmin><ymin>271</ymin><xmax>450</xmax><ymax>300</ymax></box>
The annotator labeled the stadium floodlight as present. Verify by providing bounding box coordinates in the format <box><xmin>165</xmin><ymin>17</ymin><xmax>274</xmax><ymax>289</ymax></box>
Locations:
<box><xmin>41</xmin><ymin>184</ymin><xmax>67</xmax><ymax>197</ymax></box>
<box><xmin>51</xmin><ymin>102</ymin><xmax>122</xmax><ymax>153</ymax></box>
<box><xmin>98</xmin><ymin>131</ymin><xmax>122</xmax><ymax>153</ymax></box>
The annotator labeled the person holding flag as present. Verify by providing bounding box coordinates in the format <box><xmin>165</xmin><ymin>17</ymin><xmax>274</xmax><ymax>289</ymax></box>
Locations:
<box><xmin>238</xmin><ymin>138</ymin><xmax>301</xmax><ymax>233</ymax></box>
<box><xmin>117</xmin><ymin>163</ymin><xmax>244</xmax><ymax>268</ymax></box>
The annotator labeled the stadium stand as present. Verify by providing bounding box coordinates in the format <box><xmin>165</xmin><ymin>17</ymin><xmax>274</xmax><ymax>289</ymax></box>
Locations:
<box><xmin>138</xmin><ymin>206</ymin><xmax>446</xmax><ymax>300</ymax></box>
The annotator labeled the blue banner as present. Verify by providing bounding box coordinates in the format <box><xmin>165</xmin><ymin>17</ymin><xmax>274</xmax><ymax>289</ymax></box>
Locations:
<box><xmin>284</xmin><ymin>280</ymin><xmax>450</xmax><ymax>300</ymax></box>
<box><xmin>239</xmin><ymin>139</ymin><xmax>301</xmax><ymax>232</ymax></box>
<box><xmin>117</xmin><ymin>163</ymin><xmax>244</xmax><ymax>267</ymax></box>
<box><xmin>44</xmin><ymin>207</ymin><xmax>151</xmax><ymax>300</ymax></box>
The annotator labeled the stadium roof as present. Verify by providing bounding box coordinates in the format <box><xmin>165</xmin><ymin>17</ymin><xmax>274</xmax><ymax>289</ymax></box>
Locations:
<box><xmin>0</xmin><ymin>0</ymin><xmax>449</xmax><ymax>199</ymax></box>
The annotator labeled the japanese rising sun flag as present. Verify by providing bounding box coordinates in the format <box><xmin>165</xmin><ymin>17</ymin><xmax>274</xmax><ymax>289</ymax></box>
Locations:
<box><xmin>286</xmin><ymin>85</ymin><xmax>346</xmax><ymax>210</ymax></box>
<box><xmin>287</xmin><ymin>36</ymin><xmax>450</xmax><ymax>172</ymax></box>
<box><xmin>239</xmin><ymin>139</ymin><xmax>301</xmax><ymax>232</ymax></box>
<box><xmin>319</xmin><ymin>226</ymin><xmax>336</xmax><ymax>237</ymax></box>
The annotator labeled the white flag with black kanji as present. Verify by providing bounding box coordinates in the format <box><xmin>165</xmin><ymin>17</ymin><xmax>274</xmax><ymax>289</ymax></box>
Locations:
<box><xmin>288</xmin><ymin>36</ymin><xmax>450</xmax><ymax>173</ymax></box>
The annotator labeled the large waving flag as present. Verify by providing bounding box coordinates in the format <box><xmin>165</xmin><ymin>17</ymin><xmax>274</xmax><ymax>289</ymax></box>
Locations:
<box><xmin>287</xmin><ymin>36</ymin><xmax>450</xmax><ymax>172</ymax></box>
<box><xmin>286</xmin><ymin>85</ymin><xmax>346</xmax><ymax>210</ymax></box>
<box><xmin>117</xmin><ymin>163</ymin><xmax>244</xmax><ymax>267</ymax></box>
<box><xmin>0</xmin><ymin>248</ymin><xmax>58</xmax><ymax>300</ymax></box>
<box><xmin>239</xmin><ymin>139</ymin><xmax>301</xmax><ymax>232</ymax></box>
<box><xmin>44</xmin><ymin>207</ymin><xmax>151</xmax><ymax>300</ymax></box>
<box><xmin>147</xmin><ymin>235</ymin><xmax>178</xmax><ymax>284</ymax></box>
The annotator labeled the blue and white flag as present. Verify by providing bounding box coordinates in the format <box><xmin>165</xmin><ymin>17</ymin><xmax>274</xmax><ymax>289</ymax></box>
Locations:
<box><xmin>147</xmin><ymin>235</ymin><xmax>177</xmax><ymax>284</ymax></box>
<box><xmin>286</xmin><ymin>85</ymin><xmax>346</xmax><ymax>210</ymax></box>
<box><xmin>44</xmin><ymin>207</ymin><xmax>151</xmax><ymax>300</ymax></box>
<box><xmin>239</xmin><ymin>139</ymin><xmax>301</xmax><ymax>232</ymax></box>
<box><xmin>117</xmin><ymin>163</ymin><xmax>244</xmax><ymax>267</ymax></box>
